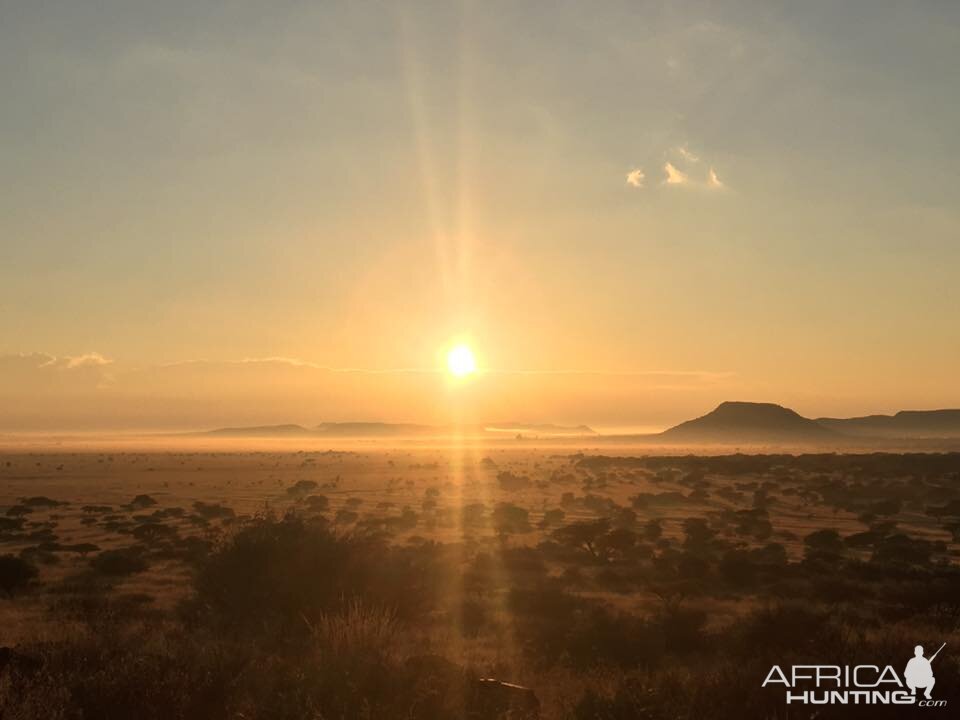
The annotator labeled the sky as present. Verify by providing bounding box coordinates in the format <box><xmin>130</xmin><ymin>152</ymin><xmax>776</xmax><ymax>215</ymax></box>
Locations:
<box><xmin>1</xmin><ymin>1</ymin><xmax>959</xmax><ymax>431</ymax></box>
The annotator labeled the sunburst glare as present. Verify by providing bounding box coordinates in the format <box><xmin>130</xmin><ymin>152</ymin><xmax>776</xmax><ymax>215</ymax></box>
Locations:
<box><xmin>446</xmin><ymin>343</ymin><xmax>477</xmax><ymax>377</ymax></box>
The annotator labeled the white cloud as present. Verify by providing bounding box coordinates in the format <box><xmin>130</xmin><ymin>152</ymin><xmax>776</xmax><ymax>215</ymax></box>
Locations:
<box><xmin>625</xmin><ymin>168</ymin><xmax>645</xmax><ymax>188</ymax></box>
<box><xmin>623</xmin><ymin>146</ymin><xmax>729</xmax><ymax>193</ymax></box>
<box><xmin>663</xmin><ymin>162</ymin><xmax>688</xmax><ymax>185</ymax></box>
<box><xmin>707</xmin><ymin>167</ymin><xmax>725</xmax><ymax>189</ymax></box>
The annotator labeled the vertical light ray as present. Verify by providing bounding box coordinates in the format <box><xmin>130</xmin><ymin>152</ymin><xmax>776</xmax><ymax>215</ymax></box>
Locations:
<box><xmin>398</xmin><ymin>0</ymin><xmax>522</xmax><ymax>675</ymax></box>
<box><xmin>396</xmin><ymin>9</ymin><xmax>454</xmax><ymax>300</ymax></box>
<box><xmin>454</xmin><ymin>0</ymin><xmax>476</xmax><ymax>325</ymax></box>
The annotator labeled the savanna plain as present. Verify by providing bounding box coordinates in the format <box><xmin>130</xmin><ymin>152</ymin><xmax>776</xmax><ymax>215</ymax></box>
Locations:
<box><xmin>0</xmin><ymin>441</ymin><xmax>958</xmax><ymax>719</ymax></box>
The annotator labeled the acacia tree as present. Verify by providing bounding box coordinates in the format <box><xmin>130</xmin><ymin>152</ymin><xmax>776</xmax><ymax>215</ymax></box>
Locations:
<box><xmin>803</xmin><ymin>528</ymin><xmax>847</xmax><ymax>566</ymax></box>
<box><xmin>597</xmin><ymin>527</ymin><xmax>639</xmax><ymax>561</ymax></box>
<box><xmin>682</xmin><ymin>518</ymin><xmax>715</xmax><ymax>551</ymax></box>
<box><xmin>492</xmin><ymin>503</ymin><xmax>530</xmax><ymax>535</ymax></box>
<box><xmin>553</xmin><ymin>518</ymin><xmax>612</xmax><ymax>560</ymax></box>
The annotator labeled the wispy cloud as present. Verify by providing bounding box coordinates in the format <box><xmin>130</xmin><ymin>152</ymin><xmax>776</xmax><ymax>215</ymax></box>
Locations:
<box><xmin>0</xmin><ymin>351</ymin><xmax>739</xmax><ymax>432</ymax></box>
<box><xmin>625</xmin><ymin>168</ymin><xmax>645</xmax><ymax>188</ymax></box>
<box><xmin>240</xmin><ymin>356</ymin><xmax>323</xmax><ymax>368</ymax></box>
<box><xmin>707</xmin><ymin>167</ymin><xmax>725</xmax><ymax>189</ymax></box>
<box><xmin>663</xmin><ymin>146</ymin><xmax>730</xmax><ymax>191</ymax></box>
<box><xmin>676</xmin><ymin>145</ymin><xmax>700</xmax><ymax>163</ymax></box>
<box><xmin>663</xmin><ymin>162</ymin><xmax>688</xmax><ymax>185</ymax></box>
<box><xmin>490</xmin><ymin>369</ymin><xmax>735</xmax><ymax>383</ymax></box>
<box><xmin>625</xmin><ymin>146</ymin><xmax>729</xmax><ymax>192</ymax></box>
<box><xmin>0</xmin><ymin>352</ymin><xmax>115</xmax><ymax>396</ymax></box>
<box><xmin>66</xmin><ymin>352</ymin><xmax>112</xmax><ymax>368</ymax></box>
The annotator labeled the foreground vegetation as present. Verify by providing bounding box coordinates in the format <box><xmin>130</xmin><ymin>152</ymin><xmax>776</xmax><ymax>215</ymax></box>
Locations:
<box><xmin>1</xmin><ymin>452</ymin><xmax>959</xmax><ymax>717</ymax></box>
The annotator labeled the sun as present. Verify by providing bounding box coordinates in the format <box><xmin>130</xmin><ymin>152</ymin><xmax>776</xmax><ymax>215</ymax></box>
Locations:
<box><xmin>446</xmin><ymin>344</ymin><xmax>477</xmax><ymax>377</ymax></box>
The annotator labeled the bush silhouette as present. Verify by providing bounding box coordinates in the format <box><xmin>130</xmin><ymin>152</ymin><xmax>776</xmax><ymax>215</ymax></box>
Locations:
<box><xmin>492</xmin><ymin>502</ymin><xmax>531</xmax><ymax>534</ymax></box>
<box><xmin>91</xmin><ymin>549</ymin><xmax>148</xmax><ymax>576</ymax></box>
<box><xmin>287</xmin><ymin>479</ymin><xmax>319</xmax><ymax>496</ymax></box>
<box><xmin>193</xmin><ymin>515</ymin><xmax>440</xmax><ymax>637</ymax></box>
<box><xmin>193</xmin><ymin>501</ymin><xmax>235</xmax><ymax>520</ymax></box>
<box><xmin>538</xmin><ymin>507</ymin><xmax>565</xmax><ymax>528</ymax></box>
<box><xmin>129</xmin><ymin>495</ymin><xmax>157</xmax><ymax>509</ymax></box>
<box><xmin>803</xmin><ymin>528</ymin><xmax>845</xmax><ymax>563</ymax></box>
<box><xmin>553</xmin><ymin>518</ymin><xmax>612</xmax><ymax>560</ymax></box>
<box><xmin>0</xmin><ymin>555</ymin><xmax>37</xmax><ymax>595</ymax></box>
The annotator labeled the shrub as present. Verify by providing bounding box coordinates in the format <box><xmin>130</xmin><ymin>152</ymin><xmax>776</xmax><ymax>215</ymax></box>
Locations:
<box><xmin>538</xmin><ymin>508</ymin><xmax>565</xmax><ymax>528</ymax></box>
<box><xmin>643</xmin><ymin>518</ymin><xmax>663</xmax><ymax>541</ymax></box>
<box><xmin>335</xmin><ymin>508</ymin><xmax>359</xmax><ymax>524</ymax></box>
<box><xmin>497</xmin><ymin>471</ymin><xmax>530</xmax><ymax>491</ymax></box>
<box><xmin>872</xmin><ymin>533</ymin><xmax>933</xmax><ymax>567</ymax></box>
<box><xmin>21</xmin><ymin>496</ymin><xmax>64</xmax><ymax>508</ymax></box>
<box><xmin>132</xmin><ymin>523</ymin><xmax>178</xmax><ymax>543</ymax></box>
<box><xmin>492</xmin><ymin>502</ymin><xmax>531</xmax><ymax>534</ymax></box>
<box><xmin>287</xmin><ymin>480</ymin><xmax>319</xmax><ymax>495</ymax></box>
<box><xmin>91</xmin><ymin>549</ymin><xmax>149</xmax><ymax>577</ymax></box>
<box><xmin>192</xmin><ymin>515</ymin><xmax>440</xmax><ymax>637</ymax></box>
<box><xmin>0</xmin><ymin>517</ymin><xmax>23</xmax><ymax>532</ymax></box>
<box><xmin>303</xmin><ymin>494</ymin><xmax>329</xmax><ymax>510</ymax></box>
<box><xmin>803</xmin><ymin>528</ymin><xmax>845</xmax><ymax>563</ymax></box>
<box><xmin>461</xmin><ymin>502</ymin><xmax>487</xmax><ymax>527</ymax></box>
<box><xmin>0</xmin><ymin>555</ymin><xmax>37</xmax><ymax>595</ymax></box>
<box><xmin>129</xmin><ymin>495</ymin><xmax>157</xmax><ymax>509</ymax></box>
<box><xmin>193</xmin><ymin>501</ymin><xmax>235</xmax><ymax>520</ymax></box>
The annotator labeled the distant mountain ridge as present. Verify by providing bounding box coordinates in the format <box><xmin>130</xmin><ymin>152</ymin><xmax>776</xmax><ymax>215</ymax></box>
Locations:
<box><xmin>203</xmin><ymin>424</ymin><xmax>312</xmax><ymax>437</ymax></box>
<box><xmin>196</xmin><ymin>421</ymin><xmax>596</xmax><ymax>438</ymax></box>
<box><xmin>658</xmin><ymin>402</ymin><xmax>960</xmax><ymax>443</ymax></box>
<box><xmin>199</xmin><ymin>422</ymin><xmax>437</xmax><ymax>438</ymax></box>
<box><xmin>192</xmin><ymin>405</ymin><xmax>960</xmax><ymax>443</ymax></box>
<box><xmin>659</xmin><ymin>401</ymin><xmax>836</xmax><ymax>442</ymax></box>
<box><xmin>817</xmin><ymin>409</ymin><xmax>960</xmax><ymax>438</ymax></box>
<box><xmin>314</xmin><ymin>422</ymin><xmax>436</xmax><ymax>436</ymax></box>
<box><xmin>486</xmin><ymin>423</ymin><xmax>596</xmax><ymax>436</ymax></box>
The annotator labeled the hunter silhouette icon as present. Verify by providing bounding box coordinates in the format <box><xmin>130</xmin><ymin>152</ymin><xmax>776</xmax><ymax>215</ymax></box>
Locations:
<box><xmin>905</xmin><ymin>643</ymin><xmax>945</xmax><ymax>699</ymax></box>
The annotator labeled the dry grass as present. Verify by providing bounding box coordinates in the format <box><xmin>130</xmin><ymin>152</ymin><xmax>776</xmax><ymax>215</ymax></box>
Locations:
<box><xmin>310</xmin><ymin>597</ymin><xmax>400</xmax><ymax>662</ymax></box>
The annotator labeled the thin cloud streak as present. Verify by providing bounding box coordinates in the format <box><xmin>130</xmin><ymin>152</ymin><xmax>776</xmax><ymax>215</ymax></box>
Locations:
<box><xmin>0</xmin><ymin>352</ymin><xmax>740</xmax><ymax>432</ymax></box>
<box><xmin>3</xmin><ymin>352</ymin><xmax>733</xmax><ymax>381</ymax></box>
